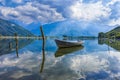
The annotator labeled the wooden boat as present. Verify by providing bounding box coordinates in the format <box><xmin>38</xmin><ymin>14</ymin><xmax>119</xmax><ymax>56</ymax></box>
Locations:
<box><xmin>55</xmin><ymin>46</ymin><xmax>84</xmax><ymax>57</ymax></box>
<box><xmin>55</xmin><ymin>39</ymin><xmax>83</xmax><ymax>48</ymax></box>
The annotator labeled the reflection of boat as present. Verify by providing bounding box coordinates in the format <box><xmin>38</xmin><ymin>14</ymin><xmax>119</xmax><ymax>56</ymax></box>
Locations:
<box><xmin>55</xmin><ymin>39</ymin><xmax>83</xmax><ymax>48</ymax></box>
<box><xmin>55</xmin><ymin>46</ymin><xmax>84</xmax><ymax>57</ymax></box>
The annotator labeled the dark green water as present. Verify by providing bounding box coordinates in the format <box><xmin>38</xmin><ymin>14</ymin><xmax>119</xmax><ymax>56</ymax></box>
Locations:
<box><xmin>0</xmin><ymin>38</ymin><xmax>120</xmax><ymax>80</ymax></box>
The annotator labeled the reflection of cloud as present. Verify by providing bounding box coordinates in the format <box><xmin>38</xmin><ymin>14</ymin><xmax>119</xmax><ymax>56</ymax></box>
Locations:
<box><xmin>70</xmin><ymin>55</ymin><xmax>108</xmax><ymax>72</ymax></box>
<box><xmin>109</xmin><ymin>51</ymin><xmax>120</xmax><ymax>60</ymax></box>
<box><xmin>68</xmin><ymin>54</ymin><xmax>109</xmax><ymax>79</ymax></box>
<box><xmin>0</xmin><ymin>51</ymin><xmax>62</xmax><ymax>72</ymax></box>
<box><xmin>40</xmin><ymin>51</ymin><xmax>120</xmax><ymax>80</ymax></box>
<box><xmin>0</xmin><ymin>51</ymin><xmax>40</xmax><ymax>70</ymax></box>
<box><xmin>10</xmin><ymin>71</ymin><xmax>32</xmax><ymax>79</ymax></box>
<box><xmin>0</xmin><ymin>50</ymin><xmax>120</xmax><ymax>79</ymax></box>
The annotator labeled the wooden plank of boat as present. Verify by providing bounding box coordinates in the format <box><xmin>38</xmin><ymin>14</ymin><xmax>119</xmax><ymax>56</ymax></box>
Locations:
<box><xmin>55</xmin><ymin>39</ymin><xmax>83</xmax><ymax>48</ymax></box>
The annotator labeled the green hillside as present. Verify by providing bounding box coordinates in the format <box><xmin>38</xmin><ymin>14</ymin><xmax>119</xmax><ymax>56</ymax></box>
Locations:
<box><xmin>0</xmin><ymin>18</ymin><xmax>34</xmax><ymax>36</ymax></box>
<box><xmin>98</xmin><ymin>26</ymin><xmax>120</xmax><ymax>39</ymax></box>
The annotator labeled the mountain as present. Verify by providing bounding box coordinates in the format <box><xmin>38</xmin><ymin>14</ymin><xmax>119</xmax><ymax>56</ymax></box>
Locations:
<box><xmin>28</xmin><ymin>21</ymin><xmax>61</xmax><ymax>36</ymax></box>
<box><xmin>25</xmin><ymin>22</ymin><xmax>41</xmax><ymax>31</ymax></box>
<box><xmin>28</xmin><ymin>20</ymin><xmax>101</xmax><ymax>36</ymax></box>
<box><xmin>98</xmin><ymin>26</ymin><xmax>120</xmax><ymax>39</ymax></box>
<box><xmin>106</xmin><ymin>26</ymin><xmax>120</xmax><ymax>39</ymax></box>
<box><xmin>0</xmin><ymin>18</ymin><xmax>34</xmax><ymax>36</ymax></box>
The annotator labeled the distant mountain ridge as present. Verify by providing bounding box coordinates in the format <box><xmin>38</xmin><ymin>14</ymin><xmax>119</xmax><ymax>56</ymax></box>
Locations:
<box><xmin>29</xmin><ymin>20</ymin><xmax>98</xmax><ymax>36</ymax></box>
<box><xmin>0</xmin><ymin>18</ymin><xmax>34</xmax><ymax>36</ymax></box>
<box><xmin>28</xmin><ymin>21</ymin><xmax>61</xmax><ymax>36</ymax></box>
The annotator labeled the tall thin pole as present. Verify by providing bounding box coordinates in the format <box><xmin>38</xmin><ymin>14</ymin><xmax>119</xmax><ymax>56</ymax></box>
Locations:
<box><xmin>40</xmin><ymin>26</ymin><xmax>45</xmax><ymax>50</ymax></box>
<box><xmin>40</xmin><ymin>26</ymin><xmax>45</xmax><ymax>73</ymax></box>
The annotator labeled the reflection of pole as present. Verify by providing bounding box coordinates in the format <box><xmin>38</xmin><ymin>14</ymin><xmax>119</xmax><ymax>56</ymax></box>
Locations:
<box><xmin>9</xmin><ymin>42</ymin><xmax>12</xmax><ymax>50</ymax></box>
<box><xmin>40</xmin><ymin>26</ymin><xmax>45</xmax><ymax>73</ymax></box>
<box><xmin>40</xmin><ymin>48</ymin><xmax>45</xmax><ymax>73</ymax></box>
<box><xmin>14</xmin><ymin>33</ymin><xmax>19</xmax><ymax>58</ymax></box>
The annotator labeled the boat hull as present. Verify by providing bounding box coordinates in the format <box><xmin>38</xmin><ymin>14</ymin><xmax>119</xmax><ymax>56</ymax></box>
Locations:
<box><xmin>55</xmin><ymin>39</ymin><xmax>83</xmax><ymax>48</ymax></box>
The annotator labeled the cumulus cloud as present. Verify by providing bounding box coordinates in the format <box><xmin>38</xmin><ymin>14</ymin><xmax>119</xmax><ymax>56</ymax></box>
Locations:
<box><xmin>0</xmin><ymin>0</ymin><xmax>120</xmax><ymax>27</ymax></box>
<box><xmin>0</xmin><ymin>2</ymin><xmax>64</xmax><ymax>24</ymax></box>
<box><xmin>108</xmin><ymin>18</ymin><xmax>120</xmax><ymax>26</ymax></box>
<box><xmin>68</xmin><ymin>1</ymin><xmax>111</xmax><ymax>21</ymax></box>
<box><xmin>107</xmin><ymin>0</ymin><xmax>120</xmax><ymax>6</ymax></box>
<box><xmin>12</xmin><ymin>0</ymin><xmax>23</xmax><ymax>4</ymax></box>
<box><xmin>107</xmin><ymin>1</ymin><xmax>120</xmax><ymax>26</ymax></box>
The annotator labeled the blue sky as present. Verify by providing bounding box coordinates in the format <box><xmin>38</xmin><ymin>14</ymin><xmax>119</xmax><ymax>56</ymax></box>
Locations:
<box><xmin>0</xmin><ymin>0</ymin><xmax>120</xmax><ymax>36</ymax></box>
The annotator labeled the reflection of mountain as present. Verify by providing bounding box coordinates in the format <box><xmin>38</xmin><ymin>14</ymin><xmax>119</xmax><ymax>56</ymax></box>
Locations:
<box><xmin>55</xmin><ymin>46</ymin><xmax>84</xmax><ymax>57</ymax></box>
<box><xmin>98</xmin><ymin>39</ymin><xmax>120</xmax><ymax>51</ymax></box>
<box><xmin>108</xmin><ymin>41</ymin><xmax>120</xmax><ymax>51</ymax></box>
<box><xmin>0</xmin><ymin>39</ymin><xmax>34</xmax><ymax>56</ymax></box>
<box><xmin>0</xmin><ymin>18</ymin><xmax>34</xmax><ymax>36</ymax></box>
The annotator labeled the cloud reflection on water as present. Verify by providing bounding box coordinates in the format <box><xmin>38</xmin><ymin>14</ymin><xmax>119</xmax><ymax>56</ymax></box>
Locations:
<box><xmin>0</xmin><ymin>50</ymin><xmax>120</xmax><ymax>80</ymax></box>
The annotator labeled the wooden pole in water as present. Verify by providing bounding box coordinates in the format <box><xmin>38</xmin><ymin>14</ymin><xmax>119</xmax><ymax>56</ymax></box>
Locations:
<box><xmin>40</xmin><ymin>26</ymin><xmax>45</xmax><ymax>50</ymax></box>
<box><xmin>14</xmin><ymin>33</ymin><xmax>19</xmax><ymax>58</ymax></box>
<box><xmin>40</xmin><ymin>26</ymin><xmax>45</xmax><ymax>73</ymax></box>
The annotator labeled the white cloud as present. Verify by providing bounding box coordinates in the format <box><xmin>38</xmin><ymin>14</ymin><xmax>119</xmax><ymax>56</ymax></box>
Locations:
<box><xmin>12</xmin><ymin>0</ymin><xmax>23</xmax><ymax>3</ymax></box>
<box><xmin>108</xmin><ymin>18</ymin><xmax>120</xmax><ymax>26</ymax></box>
<box><xmin>0</xmin><ymin>2</ymin><xmax>64</xmax><ymax>24</ymax></box>
<box><xmin>108</xmin><ymin>0</ymin><xmax>120</xmax><ymax>26</ymax></box>
<box><xmin>68</xmin><ymin>1</ymin><xmax>111</xmax><ymax>21</ymax></box>
<box><xmin>107</xmin><ymin>0</ymin><xmax>120</xmax><ymax>6</ymax></box>
<box><xmin>0</xmin><ymin>0</ymin><xmax>120</xmax><ymax>28</ymax></box>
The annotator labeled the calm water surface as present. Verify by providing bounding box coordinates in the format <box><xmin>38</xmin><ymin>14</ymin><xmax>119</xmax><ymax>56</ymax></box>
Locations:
<box><xmin>0</xmin><ymin>38</ymin><xmax>120</xmax><ymax>80</ymax></box>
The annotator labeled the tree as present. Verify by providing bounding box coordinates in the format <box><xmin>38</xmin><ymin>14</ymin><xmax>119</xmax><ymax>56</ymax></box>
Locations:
<box><xmin>98</xmin><ymin>32</ymin><xmax>105</xmax><ymax>38</ymax></box>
